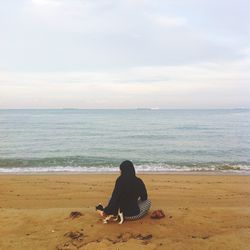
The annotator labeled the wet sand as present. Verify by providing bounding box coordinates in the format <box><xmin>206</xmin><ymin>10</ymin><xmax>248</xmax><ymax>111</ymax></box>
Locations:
<box><xmin>0</xmin><ymin>174</ymin><xmax>250</xmax><ymax>249</ymax></box>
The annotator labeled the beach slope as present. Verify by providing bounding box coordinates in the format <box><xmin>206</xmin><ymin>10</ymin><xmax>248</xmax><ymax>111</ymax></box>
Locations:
<box><xmin>0</xmin><ymin>174</ymin><xmax>250</xmax><ymax>249</ymax></box>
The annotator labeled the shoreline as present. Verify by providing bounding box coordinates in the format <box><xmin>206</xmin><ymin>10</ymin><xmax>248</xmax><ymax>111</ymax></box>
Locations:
<box><xmin>1</xmin><ymin>170</ymin><xmax>250</xmax><ymax>176</ymax></box>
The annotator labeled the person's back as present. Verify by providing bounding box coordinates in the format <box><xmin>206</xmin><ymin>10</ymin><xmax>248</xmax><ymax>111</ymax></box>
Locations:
<box><xmin>104</xmin><ymin>160</ymin><xmax>151</xmax><ymax>219</ymax></box>
<box><xmin>115</xmin><ymin>175</ymin><xmax>147</xmax><ymax>216</ymax></box>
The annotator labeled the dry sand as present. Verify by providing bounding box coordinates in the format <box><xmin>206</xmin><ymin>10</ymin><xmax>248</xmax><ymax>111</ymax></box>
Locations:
<box><xmin>0</xmin><ymin>173</ymin><xmax>250</xmax><ymax>250</ymax></box>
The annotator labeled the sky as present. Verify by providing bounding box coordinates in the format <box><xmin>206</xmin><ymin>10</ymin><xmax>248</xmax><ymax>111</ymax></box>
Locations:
<box><xmin>0</xmin><ymin>0</ymin><xmax>249</xmax><ymax>109</ymax></box>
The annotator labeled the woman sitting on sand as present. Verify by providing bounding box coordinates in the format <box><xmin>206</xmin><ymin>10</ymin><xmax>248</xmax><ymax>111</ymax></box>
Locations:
<box><xmin>100</xmin><ymin>160</ymin><xmax>151</xmax><ymax>220</ymax></box>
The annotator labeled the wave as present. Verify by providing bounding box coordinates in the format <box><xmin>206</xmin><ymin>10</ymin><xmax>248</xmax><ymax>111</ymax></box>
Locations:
<box><xmin>0</xmin><ymin>158</ymin><xmax>250</xmax><ymax>173</ymax></box>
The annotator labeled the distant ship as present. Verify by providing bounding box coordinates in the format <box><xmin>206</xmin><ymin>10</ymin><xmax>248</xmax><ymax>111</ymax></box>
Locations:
<box><xmin>136</xmin><ymin>108</ymin><xmax>151</xmax><ymax>110</ymax></box>
<box><xmin>61</xmin><ymin>108</ymin><xmax>79</xmax><ymax>110</ymax></box>
<box><xmin>136</xmin><ymin>108</ymin><xmax>160</xmax><ymax>110</ymax></box>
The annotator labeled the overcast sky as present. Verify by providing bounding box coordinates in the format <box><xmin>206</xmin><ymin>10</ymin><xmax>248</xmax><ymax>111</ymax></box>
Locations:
<box><xmin>0</xmin><ymin>0</ymin><xmax>249</xmax><ymax>108</ymax></box>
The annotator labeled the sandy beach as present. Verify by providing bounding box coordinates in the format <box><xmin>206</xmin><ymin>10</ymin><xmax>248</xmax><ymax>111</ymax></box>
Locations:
<box><xmin>0</xmin><ymin>173</ymin><xmax>250</xmax><ymax>250</ymax></box>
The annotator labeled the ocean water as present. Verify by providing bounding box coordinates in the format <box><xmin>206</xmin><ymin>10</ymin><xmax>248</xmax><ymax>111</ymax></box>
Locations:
<box><xmin>0</xmin><ymin>109</ymin><xmax>250</xmax><ymax>173</ymax></box>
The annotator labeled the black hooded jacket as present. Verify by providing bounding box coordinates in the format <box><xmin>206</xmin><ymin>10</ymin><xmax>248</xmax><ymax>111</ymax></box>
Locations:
<box><xmin>103</xmin><ymin>174</ymin><xmax>148</xmax><ymax>217</ymax></box>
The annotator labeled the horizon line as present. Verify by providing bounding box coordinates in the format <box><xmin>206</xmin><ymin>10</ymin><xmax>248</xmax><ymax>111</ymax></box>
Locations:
<box><xmin>0</xmin><ymin>107</ymin><xmax>249</xmax><ymax>110</ymax></box>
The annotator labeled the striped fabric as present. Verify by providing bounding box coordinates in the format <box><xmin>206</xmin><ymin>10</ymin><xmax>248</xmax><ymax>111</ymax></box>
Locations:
<box><xmin>125</xmin><ymin>199</ymin><xmax>151</xmax><ymax>220</ymax></box>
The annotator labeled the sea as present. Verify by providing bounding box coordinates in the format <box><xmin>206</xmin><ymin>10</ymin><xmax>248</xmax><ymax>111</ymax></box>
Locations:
<box><xmin>0</xmin><ymin>109</ymin><xmax>250</xmax><ymax>174</ymax></box>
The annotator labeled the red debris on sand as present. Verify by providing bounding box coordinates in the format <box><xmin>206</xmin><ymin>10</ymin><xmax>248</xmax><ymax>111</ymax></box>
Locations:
<box><xmin>64</xmin><ymin>231</ymin><xmax>83</xmax><ymax>240</ymax></box>
<box><xmin>150</xmin><ymin>210</ymin><xmax>165</xmax><ymax>219</ymax></box>
<box><xmin>69</xmin><ymin>211</ymin><xmax>83</xmax><ymax>219</ymax></box>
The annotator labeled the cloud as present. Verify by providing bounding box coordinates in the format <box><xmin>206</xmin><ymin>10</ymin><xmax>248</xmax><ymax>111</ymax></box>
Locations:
<box><xmin>31</xmin><ymin>0</ymin><xmax>61</xmax><ymax>6</ymax></box>
<box><xmin>0</xmin><ymin>0</ymin><xmax>248</xmax><ymax>72</ymax></box>
<box><xmin>1</xmin><ymin>58</ymin><xmax>249</xmax><ymax>108</ymax></box>
<box><xmin>0</xmin><ymin>0</ymin><xmax>249</xmax><ymax>108</ymax></box>
<box><xmin>148</xmin><ymin>14</ymin><xmax>187</xmax><ymax>27</ymax></box>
